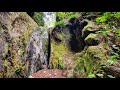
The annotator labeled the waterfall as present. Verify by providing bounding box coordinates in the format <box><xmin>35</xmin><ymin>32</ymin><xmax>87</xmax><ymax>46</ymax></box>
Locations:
<box><xmin>26</xmin><ymin>12</ymin><xmax>56</xmax><ymax>75</ymax></box>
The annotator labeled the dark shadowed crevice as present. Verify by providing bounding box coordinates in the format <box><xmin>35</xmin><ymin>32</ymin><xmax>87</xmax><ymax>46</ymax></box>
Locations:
<box><xmin>51</xmin><ymin>25</ymin><xmax>63</xmax><ymax>43</ymax></box>
<box><xmin>47</xmin><ymin>32</ymin><xmax>51</xmax><ymax>68</ymax></box>
<box><xmin>68</xmin><ymin>18</ymin><xmax>88</xmax><ymax>53</ymax></box>
<box><xmin>51</xmin><ymin>17</ymin><xmax>88</xmax><ymax>53</ymax></box>
<box><xmin>27</xmin><ymin>12</ymin><xmax>34</xmax><ymax>18</ymax></box>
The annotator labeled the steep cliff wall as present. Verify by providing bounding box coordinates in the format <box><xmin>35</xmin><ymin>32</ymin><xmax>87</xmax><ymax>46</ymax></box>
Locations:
<box><xmin>0</xmin><ymin>12</ymin><xmax>38</xmax><ymax>78</ymax></box>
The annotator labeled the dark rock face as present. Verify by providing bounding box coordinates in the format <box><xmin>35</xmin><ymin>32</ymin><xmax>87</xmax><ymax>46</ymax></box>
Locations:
<box><xmin>27</xmin><ymin>12</ymin><xmax>34</xmax><ymax>17</ymax></box>
<box><xmin>68</xmin><ymin>18</ymin><xmax>87</xmax><ymax>52</ymax></box>
<box><xmin>51</xmin><ymin>17</ymin><xmax>88</xmax><ymax>53</ymax></box>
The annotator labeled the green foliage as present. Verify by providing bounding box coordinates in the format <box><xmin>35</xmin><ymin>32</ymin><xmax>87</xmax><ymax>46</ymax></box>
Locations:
<box><xmin>111</xmin><ymin>44</ymin><xmax>120</xmax><ymax>59</ymax></box>
<box><xmin>107</xmin><ymin>75</ymin><xmax>115</xmax><ymax>78</ymax></box>
<box><xmin>58</xmin><ymin>57</ymin><xmax>65</xmax><ymax>69</ymax></box>
<box><xmin>96</xmin><ymin>12</ymin><xmax>120</xmax><ymax>24</ymax></box>
<box><xmin>95</xmin><ymin>12</ymin><xmax>120</xmax><ymax>37</ymax></box>
<box><xmin>96</xmin><ymin>12</ymin><xmax>112</xmax><ymax>24</ymax></box>
<box><xmin>14</xmin><ymin>67</ymin><xmax>22</xmax><ymax>74</ymax></box>
<box><xmin>106</xmin><ymin>55</ymin><xmax>118</xmax><ymax>66</ymax></box>
<box><xmin>33</xmin><ymin>12</ymin><xmax>44</xmax><ymax>26</ymax></box>
<box><xmin>56</xmin><ymin>12</ymin><xmax>80</xmax><ymax>25</ymax></box>
<box><xmin>115</xmin><ymin>28</ymin><xmax>120</xmax><ymax>37</ymax></box>
<box><xmin>96</xmin><ymin>29</ymin><xmax>112</xmax><ymax>36</ymax></box>
<box><xmin>112</xmin><ymin>45</ymin><xmax>120</xmax><ymax>51</ymax></box>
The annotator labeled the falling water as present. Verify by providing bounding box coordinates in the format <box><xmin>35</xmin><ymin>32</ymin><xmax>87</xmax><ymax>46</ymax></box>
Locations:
<box><xmin>26</xmin><ymin>12</ymin><xmax>56</xmax><ymax>75</ymax></box>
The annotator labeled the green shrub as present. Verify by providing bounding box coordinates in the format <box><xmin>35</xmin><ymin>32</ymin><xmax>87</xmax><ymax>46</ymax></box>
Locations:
<box><xmin>33</xmin><ymin>12</ymin><xmax>44</xmax><ymax>26</ymax></box>
<box><xmin>96</xmin><ymin>12</ymin><xmax>120</xmax><ymax>29</ymax></box>
<box><xmin>56</xmin><ymin>12</ymin><xmax>80</xmax><ymax>25</ymax></box>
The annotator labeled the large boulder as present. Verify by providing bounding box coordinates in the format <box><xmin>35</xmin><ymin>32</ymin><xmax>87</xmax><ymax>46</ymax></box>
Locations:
<box><xmin>50</xmin><ymin>17</ymin><xmax>87</xmax><ymax>69</ymax></box>
<box><xmin>82</xmin><ymin>19</ymin><xmax>99</xmax><ymax>38</ymax></box>
<box><xmin>0</xmin><ymin>12</ymin><xmax>38</xmax><ymax>78</ymax></box>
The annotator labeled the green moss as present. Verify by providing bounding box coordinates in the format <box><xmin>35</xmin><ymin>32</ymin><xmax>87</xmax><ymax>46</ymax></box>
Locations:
<box><xmin>73</xmin><ymin>52</ymin><xmax>101</xmax><ymax>78</ymax></box>
<box><xmin>73</xmin><ymin>44</ymin><xmax>109</xmax><ymax>78</ymax></box>
<box><xmin>85</xmin><ymin>33</ymin><xmax>97</xmax><ymax>39</ymax></box>
<box><xmin>56</xmin><ymin>12</ymin><xmax>80</xmax><ymax>26</ymax></box>
<box><xmin>86</xmin><ymin>45</ymin><xmax>108</xmax><ymax>62</ymax></box>
<box><xmin>50</xmin><ymin>40</ymin><xmax>68</xmax><ymax>69</ymax></box>
<box><xmin>82</xmin><ymin>20</ymin><xmax>99</xmax><ymax>38</ymax></box>
<box><xmin>22</xmin><ymin>29</ymin><xmax>31</xmax><ymax>45</ymax></box>
<box><xmin>3</xmin><ymin>54</ymin><xmax>27</xmax><ymax>78</ymax></box>
<box><xmin>33</xmin><ymin>12</ymin><xmax>44</xmax><ymax>26</ymax></box>
<box><xmin>0</xmin><ymin>12</ymin><xmax>38</xmax><ymax>78</ymax></box>
<box><xmin>84</xmin><ymin>33</ymin><xmax>100</xmax><ymax>46</ymax></box>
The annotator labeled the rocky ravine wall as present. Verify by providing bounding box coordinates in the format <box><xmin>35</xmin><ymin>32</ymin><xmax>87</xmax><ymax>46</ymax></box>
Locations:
<box><xmin>0</xmin><ymin>12</ymin><xmax>38</xmax><ymax>78</ymax></box>
<box><xmin>49</xmin><ymin>16</ymin><xmax>111</xmax><ymax>78</ymax></box>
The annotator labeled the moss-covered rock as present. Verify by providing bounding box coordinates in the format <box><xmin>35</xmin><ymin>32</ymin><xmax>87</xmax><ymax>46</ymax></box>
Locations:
<box><xmin>73</xmin><ymin>51</ymin><xmax>101</xmax><ymax>78</ymax></box>
<box><xmin>86</xmin><ymin>45</ymin><xmax>108</xmax><ymax>62</ymax></box>
<box><xmin>84</xmin><ymin>33</ymin><xmax>103</xmax><ymax>46</ymax></box>
<box><xmin>50</xmin><ymin>40</ymin><xmax>68</xmax><ymax>69</ymax></box>
<box><xmin>49</xmin><ymin>17</ymin><xmax>89</xmax><ymax>71</ymax></box>
<box><xmin>82</xmin><ymin>19</ymin><xmax>99</xmax><ymax>38</ymax></box>
<box><xmin>73</xmin><ymin>43</ymin><xmax>110</xmax><ymax>78</ymax></box>
<box><xmin>0</xmin><ymin>12</ymin><xmax>38</xmax><ymax>78</ymax></box>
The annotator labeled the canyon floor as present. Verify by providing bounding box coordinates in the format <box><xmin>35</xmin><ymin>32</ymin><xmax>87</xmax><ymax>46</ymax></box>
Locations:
<box><xmin>30</xmin><ymin>53</ymin><xmax>74</xmax><ymax>78</ymax></box>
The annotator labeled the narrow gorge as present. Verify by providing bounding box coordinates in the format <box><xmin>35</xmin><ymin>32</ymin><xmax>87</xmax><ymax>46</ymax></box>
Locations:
<box><xmin>0</xmin><ymin>12</ymin><xmax>120</xmax><ymax>78</ymax></box>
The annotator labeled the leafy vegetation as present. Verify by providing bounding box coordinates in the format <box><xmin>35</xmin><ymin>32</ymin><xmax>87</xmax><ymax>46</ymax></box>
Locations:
<box><xmin>94</xmin><ymin>12</ymin><xmax>120</xmax><ymax>77</ymax></box>
<box><xmin>95</xmin><ymin>12</ymin><xmax>120</xmax><ymax>57</ymax></box>
<box><xmin>96</xmin><ymin>12</ymin><xmax>120</xmax><ymax>36</ymax></box>
<box><xmin>33</xmin><ymin>12</ymin><xmax>44</xmax><ymax>26</ymax></box>
<box><xmin>56</xmin><ymin>12</ymin><xmax>80</xmax><ymax>25</ymax></box>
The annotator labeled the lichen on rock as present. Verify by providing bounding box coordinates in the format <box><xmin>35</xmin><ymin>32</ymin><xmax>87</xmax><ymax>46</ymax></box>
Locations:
<box><xmin>0</xmin><ymin>12</ymin><xmax>38</xmax><ymax>78</ymax></box>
